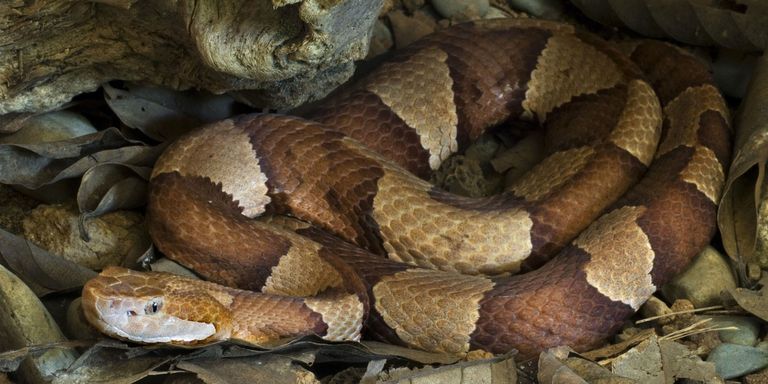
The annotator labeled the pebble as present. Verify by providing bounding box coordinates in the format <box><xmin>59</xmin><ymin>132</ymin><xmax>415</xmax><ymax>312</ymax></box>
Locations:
<box><xmin>710</xmin><ymin>316</ymin><xmax>761</xmax><ymax>346</ymax></box>
<box><xmin>0</xmin><ymin>264</ymin><xmax>78</xmax><ymax>382</ymax></box>
<box><xmin>22</xmin><ymin>204</ymin><xmax>150</xmax><ymax>270</ymax></box>
<box><xmin>638</xmin><ymin>295</ymin><xmax>673</xmax><ymax>324</ymax></box>
<box><xmin>506</xmin><ymin>0</ymin><xmax>563</xmax><ymax>19</ymax></box>
<box><xmin>431</xmin><ymin>0</ymin><xmax>490</xmax><ymax>21</ymax></box>
<box><xmin>708</xmin><ymin>343</ymin><xmax>768</xmax><ymax>379</ymax></box>
<box><xmin>661</xmin><ymin>246</ymin><xmax>737</xmax><ymax>307</ymax></box>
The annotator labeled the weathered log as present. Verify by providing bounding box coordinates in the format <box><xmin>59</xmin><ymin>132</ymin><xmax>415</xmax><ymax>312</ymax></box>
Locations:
<box><xmin>0</xmin><ymin>0</ymin><xmax>382</xmax><ymax>119</ymax></box>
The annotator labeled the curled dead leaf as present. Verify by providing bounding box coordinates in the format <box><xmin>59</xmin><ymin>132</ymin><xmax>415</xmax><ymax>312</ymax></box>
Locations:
<box><xmin>77</xmin><ymin>163</ymin><xmax>151</xmax><ymax>219</ymax></box>
<box><xmin>0</xmin><ymin>228</ymin><xmax>97</xmax><ymax>296</ymax></box>
<box><xmin>571</xmin><ymin>0</ymin><xmax>768</xmax><ymax>50</ymax></box>
<box><xmin>718</xmin><ymin>53</ymin><xmax>768</xmax><ymax>269</ymax></box>
<box><xmin>103</xmin><ymin>82</ymin><xmax>240</xmax><ymax>142</ymax></box>
<box><xmin>0</xmin><ymin>127</ymin><xmax>158</xmax><ymax>190</ymax></box>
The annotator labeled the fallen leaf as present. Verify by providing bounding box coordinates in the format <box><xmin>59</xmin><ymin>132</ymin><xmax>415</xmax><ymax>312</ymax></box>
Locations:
<box><xmin>0</xmin><ymin>342</ymin><xmax>93</xmax><ymax>373</ymax></box>
<box><xmin>538</xmin><ymin>347</ymin><xmax>634</xmax><ymax>384</ymax></box>
<box><xmin>361</xmin><ymin>341</ymin><xmax>463</xmax><ymax>365</ymax></box>
<box><xmin>103</xmin><ymin>82</ymin><xmax>240</xmax><ymax>141</ymax></box>
<box><xmin>52</xmin><ymin>342</ymin><xmax>172</xmax><ymax>384</ymax></box>
<box><xmin>378</xmin><ymin>353</ymin><xmax>517</xmax><ymax>384</ymax></box>
<box><xmin>610</xmin><ymin>336</ymin><xmax>721</xmax><ymax>383</ymax></box>
<box><xmin>718</xmin><ymin>52</ymin><xmax>768</xmax><ymax>267</ymax></box>
<box><xmin>0</xmin><ymin>111</ymin><xmax>96</xmax><ymax>145</ymax></box>
<box><xmin>0</xmin><ymin>228</ymin><xmax>97</xmax><ymax>296</ymax></box>
<box><xmin>77</xmin><ymin>163</ymin><xmax>151</xmax><ymax>218</ymax></box>
<box><xmin>730</xmin><ymin>275</ymin><xmax>768</xmax><ymax>321</ymax></box>
<box><xmin>581</xmin><ymin>328</ymin><xmax>657</xmax><ymax>361</ymax></box>
<box><xmin>176</xmin><ymin>355</ymin><xmax>317</xmax><ymax>384</ymax></box>
<box><xmin>0</xmin><ymin>127</ymin><xmax>158</xmax><ymax>190</ymax></box>
<box><xmin>570</xmin><ymin>0</ymin><xmax>768</xmax><ymax>50</ymax></box>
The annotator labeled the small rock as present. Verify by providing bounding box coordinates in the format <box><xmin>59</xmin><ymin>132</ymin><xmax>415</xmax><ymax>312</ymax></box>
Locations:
<box><xmin>639</xmin><ymin>295</ymin><xmax>673</xmax><ymax>324</ymax></box>
<box><xmin>662</xmin><ymin>246</ymin><xmax>737</xmax><ymax>308</ymax></box>
<box><xmin>506</xmin><ymin>0</ymin><xmax>563</xmax><ymax>19</ymax></box>
<box><xmin>431</xmin><ymin>0</ymin><xmax>490</xmax><ymax>21</ymax></box>
<box><xmin>710</xmin><ymin>316</ymin><xmax>761</xmax><ymax>346</ymax></box>
<box><xmin>0</xmin><ymin>264</ymin><xmax>78</xmax><ymax>382</ymax></box>
<box><xmin>368</xmin><ymin>19</ymin><xmax>394</xmax><ymax>58</ymax></box>
<box><xmin>388</xmin><ymin>10</ymin><xmax>437</xmax><ymax>49</ymax></box>
<box><xmin>22</xmin><ymin>204</ymin><xmax>150</xmax><ymax>270</ymax></box>
<box><xmin>707</xmin><ymin>343</ymin><xmax>768</xmax><ymax>379</ymax></box>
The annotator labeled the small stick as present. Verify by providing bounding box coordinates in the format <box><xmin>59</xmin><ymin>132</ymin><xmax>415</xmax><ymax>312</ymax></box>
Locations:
<box><xmin>636</xmin><ymin>305</ymin><xmax>723</xmax><ymax>324</ymax></box>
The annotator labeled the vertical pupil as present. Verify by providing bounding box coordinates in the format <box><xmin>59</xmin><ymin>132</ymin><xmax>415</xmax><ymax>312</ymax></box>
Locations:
<box><xmin>151</xmin><ymin>302</ymin><xmax>158</xmax><ymax>313</ymax></box>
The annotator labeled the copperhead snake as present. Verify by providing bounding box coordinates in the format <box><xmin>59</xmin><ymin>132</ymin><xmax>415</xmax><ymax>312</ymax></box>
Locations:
<box><xmin>81</xmin><ymin>18</ymin><xmax>732</xmax><ymax>359</ymax></box>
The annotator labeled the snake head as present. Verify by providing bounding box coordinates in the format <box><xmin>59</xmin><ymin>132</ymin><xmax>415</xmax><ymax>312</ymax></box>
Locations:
<box><xmin>82</xmin><ymin>266</ymin><xmax>233</xmax><ymax>347</ymax></box>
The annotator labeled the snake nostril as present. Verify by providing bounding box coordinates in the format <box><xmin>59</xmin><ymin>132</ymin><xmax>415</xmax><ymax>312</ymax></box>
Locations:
<box><xmin>127</xmin><ymin>310</ymin><xmax>137</xmax><ymax>316</ymax></box>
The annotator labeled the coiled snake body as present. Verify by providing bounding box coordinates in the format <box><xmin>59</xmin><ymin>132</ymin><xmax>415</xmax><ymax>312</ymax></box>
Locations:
<box><xmin>82</xmin><ymin>19</ymin><xmax>731</xmax><ymax>359</ymax></box>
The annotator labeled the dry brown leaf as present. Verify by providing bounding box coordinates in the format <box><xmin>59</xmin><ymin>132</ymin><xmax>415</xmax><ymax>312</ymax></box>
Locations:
<box><xmin>176</xmin><ymin>355</ymin><xmax>318</xmax><ymax>384</ymax></box>
<box><xmin>104</xmin><ymin>82</ymin><xmax>240</xmax><ymax>142</ymax></box>
<box><xmin>0</xmin><ymin>111</ymin><xmax>96</xmax><ymax>145</ymax></box>
<box><xmin>51</xmin><ymin>342</ymin><xmax>172</xmax><ymax>384</ymax></box>
<box><xmin>0</xmin><ymin>228</ymin><xmax>97</xmax><ymax>296</ymax></box>
<box><xmin>538</xmin><ymin>347</ymin><xmax>634</xmax><ymax>384</ymax></box>
<box><xmin>610</xmin><ymin>336</ymin><xmax>721</xmax><ymax>383</ymax></box>
<box><xmin>718</xmin><ymin>53</ymin><xmax>768</xmax><ymax>267</ymax></box>
<box><xmin>378</xmin><ymin>353</ymin><xmax>517</xmax><ymax>384</ymax></box>
<box><xmin>361</xmin><ymin>341</ymin><xmax>463</xmax><ymax>365</ymax></box>
<box><xmin>730</xmin><ymin>275</ymin><xmax>768</xmax><ymax>321</ymax></box>
<box><xmin>0</xmin><ymin>341</ymin><xmax>93</xmax><ymax>374</ymax></box>
<box><xmin>571</xmin><ymin>0</ymin><xmax>768</xmax><ymax>50</ymax></box>
<box><xmin>0</xmin><ymin>127</ymin><xmax>159</xmax><ymax>190</ymax></box>
<box><xmin>57</xmin><ymin>336</ymin><xmax>470</xmax><ymax>384</ymax></box>
<box><xmin>76</xmin><ymin>163</ymin><xmax>151</xmax><ymax>218</ymax></box>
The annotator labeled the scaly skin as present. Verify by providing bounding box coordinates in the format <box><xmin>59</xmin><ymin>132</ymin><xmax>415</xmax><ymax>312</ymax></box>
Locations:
<box><xmin>81</xmin><ymin>19</ymin><xmax>731</xmax><ymax>359</ymax></box>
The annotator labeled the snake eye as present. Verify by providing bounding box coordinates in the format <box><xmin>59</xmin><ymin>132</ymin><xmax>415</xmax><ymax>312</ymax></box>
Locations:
<box><xmin>145</xmin><ymin>299</ymin><xmax>162</xmax><ymax>315</ymax></box>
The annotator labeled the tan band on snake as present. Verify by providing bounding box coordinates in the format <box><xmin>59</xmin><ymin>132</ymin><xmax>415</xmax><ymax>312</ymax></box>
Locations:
<box><xmin>82</xmin><ymin>18</ymin><xmax>731</xmax><ymax>359</ymax></box>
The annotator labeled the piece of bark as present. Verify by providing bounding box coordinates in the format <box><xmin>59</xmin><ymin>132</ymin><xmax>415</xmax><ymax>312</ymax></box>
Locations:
<box><xmin>0</xmin><ymin>0</ymin><xmax>383</xmax><ymax>114</ymax></box>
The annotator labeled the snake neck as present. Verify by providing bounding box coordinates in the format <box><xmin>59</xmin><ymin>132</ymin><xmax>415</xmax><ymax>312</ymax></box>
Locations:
<box><xmin>227</xmin><ymin>289</ymin><xmax>364</xmax><ymax>346</ymax></box>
